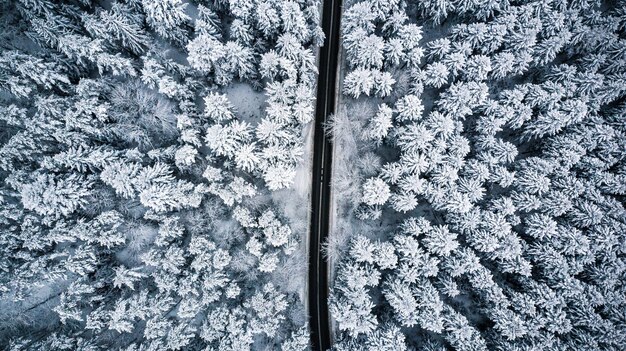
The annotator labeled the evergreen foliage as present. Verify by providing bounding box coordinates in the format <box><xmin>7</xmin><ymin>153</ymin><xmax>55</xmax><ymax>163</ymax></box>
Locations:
<box><xmin>331</xmin><ymin>0</ymin><xmax>626</xmax><ymax>349</ymax></box>
<box><xmin>0</xmin><ymin>0</ymin><xmax>320</xmax><ymax>349</ymax></box>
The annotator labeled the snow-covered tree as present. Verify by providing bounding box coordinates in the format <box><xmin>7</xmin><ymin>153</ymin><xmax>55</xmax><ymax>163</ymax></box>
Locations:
<box><xmin>361</xmin><ymin>177</ymin><xmax>391</xmax><ymax>206</ymax></box>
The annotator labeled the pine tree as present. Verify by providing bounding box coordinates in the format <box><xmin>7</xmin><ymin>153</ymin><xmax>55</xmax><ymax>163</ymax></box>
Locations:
<box><xmin>395</xmin><ymin>94</ymin><xmax>424</xmax><ymax>122</ymax></box>
<box><xmin>343</xmin><ymin>68</ymin><xmax>375</xmax><ymax>98</ymax></box>
<box><xmin>361</xmin><ymin>177</ymin><xmax>391</xmax><ymax>206</ymax></box>
<box><xmin>364</xmin><ymin>104</ymin><xmax>393</xmax><ymax>144</ymax></box>
<box><xmin>424</xmin><ymin>62</ymin><xmax>449</xmax><ymax>88</ymax></box>
<box><xmin>141</xmin><ymin>0</ymin><xmax>190</xmax><ymax>45</ymax></box>
<box><xmin>20</xmin><ymin>173</ymin><xmax>93</xmax><ymax>218</ymax></box>
<box><xmin>422</xmin><ymin>225</ymin><xmax>459</xmax><ymax>257</ymax></box>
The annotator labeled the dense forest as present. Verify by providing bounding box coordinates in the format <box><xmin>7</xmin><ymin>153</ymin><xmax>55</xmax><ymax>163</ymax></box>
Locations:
<box><xmin>328</xmin><ymin>0</ymin><xmax>626</xmax><ymax>350</ymax></box>
<box><xmin>0</xmin><ymin>0</ymin><xmax>320</xmax><ymax>349</ymax></box>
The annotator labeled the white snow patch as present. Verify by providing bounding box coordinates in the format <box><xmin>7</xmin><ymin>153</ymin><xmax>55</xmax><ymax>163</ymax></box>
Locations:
<box><xmin>292</xmin><ymin>123</ymin><xmax>314</xmax><ymax>198</ymax></box>
<box><xmin>224</xmin><ymin>83</ymin><xmax>267</xmax><ymax>124</ymax></box>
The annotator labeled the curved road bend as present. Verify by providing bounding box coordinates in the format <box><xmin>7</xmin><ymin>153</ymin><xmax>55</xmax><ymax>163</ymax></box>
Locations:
<box><xmin>309</xmin><ymin>0</ymin><xmax>342</xmax><ymax>350</ymax></box>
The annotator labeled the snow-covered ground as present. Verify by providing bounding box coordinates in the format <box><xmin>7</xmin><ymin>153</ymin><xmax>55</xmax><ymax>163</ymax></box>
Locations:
<box><xmin>224</xmin><ymin>83</ymin><xmax>267</xmax><ymax>124</ymax></box>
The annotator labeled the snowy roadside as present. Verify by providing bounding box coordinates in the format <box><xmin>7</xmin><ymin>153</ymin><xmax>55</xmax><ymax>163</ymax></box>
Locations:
<box><xmin>297</xmin><ymin>121</ymin><xmax>315</xmax><ymax>315</ymax></box>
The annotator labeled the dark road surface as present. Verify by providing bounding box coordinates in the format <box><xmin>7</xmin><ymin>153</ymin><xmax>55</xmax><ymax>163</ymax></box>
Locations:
<box><xmin>308</xmin><ymin>0</ymin><xmax>342</xmax><ymax>350</ymax></box>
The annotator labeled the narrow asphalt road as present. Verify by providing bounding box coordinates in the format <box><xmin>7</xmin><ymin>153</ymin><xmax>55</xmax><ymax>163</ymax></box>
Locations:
<box><xmin>309</xmin><ymin>0</ymin><xmax>342</xmax><ymax>350</ymax></box>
